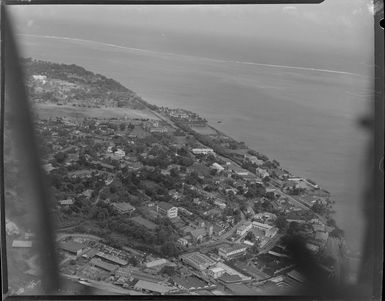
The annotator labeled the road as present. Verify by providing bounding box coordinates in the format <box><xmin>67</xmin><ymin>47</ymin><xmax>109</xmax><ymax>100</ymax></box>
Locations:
<box><xmin>61</xmin><ymin>274</ymin><xmax>147</xmax><ymax>295</ymax></box>
<box><xmin>56</xmin><ymin>232</ymin><xmax>103</xmax><ymax>242</ymax></box>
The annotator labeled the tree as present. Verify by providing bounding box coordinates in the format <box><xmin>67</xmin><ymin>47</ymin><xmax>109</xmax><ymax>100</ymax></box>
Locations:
<box><xmin>275</xmin><ymin>216</ymin><xmax>288</xmax><ymax>231</ymax></box>
<box><xmin>128</xmin><ymin>256</ymin><xmax>139</xmax><ymax>266</ymax></box>
<box><xmin>245</xmin><ymin>231</ymin><xmax>255</xmax><ymax>242</ymax></box>
<box><xmin>54</xmin><ymin>152</ymin><xmax>67</xmax><ymax>164</ymax></box>
<box><xmin>160</xmin><ymin>241</ymin><xmax>179</xmax><ymax>257</ymax></box>
<box><xmin>160</xmin><ymin>266</ymin><xmax>176</xmax><ymax>277</ymax></box>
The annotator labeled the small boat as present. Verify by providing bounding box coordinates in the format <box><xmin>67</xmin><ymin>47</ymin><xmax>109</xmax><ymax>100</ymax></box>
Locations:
<box><xmin>217</xmin><ymin>120</ymin><xmax>222</xmax><ymax>123</ymax></box>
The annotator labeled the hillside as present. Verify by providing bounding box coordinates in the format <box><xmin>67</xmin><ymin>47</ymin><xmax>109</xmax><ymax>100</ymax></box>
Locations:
<box><xmin>22</xmin><ymin>58</ymin><xmax>146</xmax><ymax>109</ymax></box>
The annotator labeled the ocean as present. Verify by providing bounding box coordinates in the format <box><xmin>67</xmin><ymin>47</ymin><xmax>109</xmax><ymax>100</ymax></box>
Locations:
<box><xmin>16</xmin><ymin>33</ymin><xmax>373</xmax><ymax>262</ymax></box>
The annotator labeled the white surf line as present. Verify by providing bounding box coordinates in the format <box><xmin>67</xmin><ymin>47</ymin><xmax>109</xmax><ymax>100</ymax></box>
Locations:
<box><xmin>19</xmin><ymin>33</ymin><xmax>364</xmax><ymax>77</ymax></box>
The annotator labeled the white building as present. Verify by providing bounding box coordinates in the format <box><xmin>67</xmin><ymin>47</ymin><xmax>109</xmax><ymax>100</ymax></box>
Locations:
<box><xmin>114</xmin><ymin>149</ymin><xmax>126</xmax><ymax>158</ymax></box>
<box><xmin>236</xmin><ymin>222</ymin><xmax>253</xmax><ymax>236</ymax></box>
<box><xmin>157</xmin><ymin>202</ymin><xmax>178</xmax><ymax>218</ymax></box>
<box><xmin>211</xmin><ymin>163</ymin><xmax>225</xmax><ymax>172</ymax></box>
<box><xmin>218</xmin><ymin>245</ymin><xmax>247</xmax><ymax>260</ymax></box>
<box><xmin>208</xmin><ymin>267</ymin><xmax>225</xmax><ymax>279</ymax></box>
<box><xmin>192</xmin><ymin>148</ymin><xmax>215</xmax><ymax>155</ymax></box>
<box><xmin>256</xmin><ymin>168</ymin><xmax>270</xmax><ymax>179</ymax></box>
<box><xmin>32</xmin><ymin>74</ymin><xmax>47</xmax><ymax>84</ymax></box>
<box><xmin>214</xmin><ymin>199</ymin><xmax>227</xmax><ymax>209</ymax></box>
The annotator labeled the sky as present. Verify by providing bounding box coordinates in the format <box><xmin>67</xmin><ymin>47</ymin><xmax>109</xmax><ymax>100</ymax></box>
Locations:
<box><xmin>8</xmin><ymin>0</ymin><xmax>375</xmax><ymax>74</ymax></box>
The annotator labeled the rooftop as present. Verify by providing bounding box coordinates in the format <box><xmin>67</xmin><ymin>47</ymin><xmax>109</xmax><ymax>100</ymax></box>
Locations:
<box><xmin>134</xmin><ymin>280</ymin><xmax>173</xmax><ymax>294</ymax></box>
<box><xmin>12</xmin><ymin>240</ymin><xmax>33</xmax><ymax>248</ymax></box>
<box><xmin>111</xmin><ymin>202</ymin><xmax>136</xmax><ymax>212</ymax></box>
<box><xmin>172</xmin><ymin>275</ymin><xmax>208</xmax><ymax>290</ymax></box>
<box><xmin>59</xmin><ymin>241</ymin><xmax>85</xmax><ymax>253</ymax></box>
<box><xmin>90</xmin><ymin>258</ymin><xmax>118</xmax><ymax>272</ymax></box>
<box><xmin>180</xmin><ymin>252</ymin><xmax>216</xmax><ymax>266</ymax></box>
<box><xmin>224</xmin><ymin>283</ymin><xmax>258</xmax><ymax>295</ymax></box>
<box><xmin>157</xmin><ymin>201</ymin><xmax>175</xmax><ymax>211</ymax></box>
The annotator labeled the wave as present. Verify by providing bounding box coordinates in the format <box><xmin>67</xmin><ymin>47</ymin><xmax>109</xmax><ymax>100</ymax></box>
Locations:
<box><xmin>18</xmin><ymin>33</ymin><xmax>364</xmax><ymax>77</ymax></box>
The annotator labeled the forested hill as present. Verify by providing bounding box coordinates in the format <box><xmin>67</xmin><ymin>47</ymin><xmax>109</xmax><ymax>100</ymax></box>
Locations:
<box><xmin>22</xmin><ymin>58</ymin><xmax>146</xmax><ymax>109</ymax></box>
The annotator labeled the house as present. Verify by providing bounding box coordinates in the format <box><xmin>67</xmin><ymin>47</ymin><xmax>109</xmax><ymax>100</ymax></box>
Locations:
<box><xmin>157</xmin><ymin>202</ymin><xmax>178</xmax><ymax>218</ymax></box>
<box><xmin>111</xmin><ymin>202</ymin><xmax>136</xmax><ymax>214</ymax></box>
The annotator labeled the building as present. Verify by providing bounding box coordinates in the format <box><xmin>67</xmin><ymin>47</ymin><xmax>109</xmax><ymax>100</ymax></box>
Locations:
<box><xmin>150</xmin><ymin>127</ymin><xmax>168</xmax><ymax>133</ymax></box>
<box><xmin>266</xmin><ymin>227</ymin><xmax>279</xmax><ymax>238</ymax></box>
<box><xmin>180</xmin><ymin>252</ymin><xmax>216</xmax><ymax>271</ymax></box>
<box><xmin>157</xmin><ymin>202</ymin><xmax>178</xmax><ymax>218</ymax></box>
<box><xmin>90</xmin><ymin>258</ymin><xmax>118</xmax><ymax>272</ymax></box>
<box><xmin>114</xmin><ymin>149</ymin><xmax>126</xmax><ymax>158</ymax></box>
<box><xmin>134</xmin><ymin>280</ymin><xmax>174</xmax><ymax>295</ymax></box>
<box><xmin>59</xmin><ymin>241</ymin><xmax>85</xmax><ymax>257</ymax></box>
<box><xmin>145</xmin><ymin>259</ymin><xmax>168</xmax><ymax>268</ymax></box>
<box><xmin>96</xmin><ymin>252</ymin><xmax>128</xmax><ymax>266</ymax></box>
<box><xmin>191</xmin><ymin>148</ymin><xmax>214</xmax><ymax>155</ymax></box>
<box><xmin>236</xmin><ymin>222</ymin><xmax>253</xmax><ymax>236</ymax></box>
<box><xmin>256</xmin><ymin>168</ymin><xmax>270</xmax><ymax>179</ymax></box>
<box><xmin>211</xmin><ymin>163</ymin><xmax>225</xmax><ymax>172</ymax></box>
<box><xmin>172</xmin><ymin>275</ymin><xmax>211</xmax><ymax>290</ymax></box>
<box><xmin>244</xmin><ymin>154</ymin><xmax>264</xmax><ymax>166</ymax></box>
<box><xmin>214</xmin><ymin>199</ymin><xmax>227</xmax><ymax>209</ymax></box>
<box><xmin>223</xmin><ymin>283</ymin><xmax>258</xmax><ymax>295</ymax></box>
<box><xmin>12</xmin><ymin>240</ymin><xmax>32</xmax><ymax>248</ymax></box>
<box><xmin>177</xmin><ymin>237</ymin><xmax>189</xmax><ymax>247</ymax></box>
<box><xmin>58</xmin><ymin>199</ymin><xmax>74</xmax><ymax>206</ymax></box>
<box><xmin>111</xmin><ymin>202</ymin><xmax>136</xmax><ymax>214</ymax></box>
<box><xmin>190</xmin><ymin>228</ymin><xmax>206</xmax><ymax>244</ymax></box>
<box><xmin>208</xmin><ymin>267</ymin><xmax>225</xmax><ymax>279</ymax></box>
<box><xmin>218</xmin><ymin>244</ymin><xmax>247</xmax><ymax>260</ymax></box>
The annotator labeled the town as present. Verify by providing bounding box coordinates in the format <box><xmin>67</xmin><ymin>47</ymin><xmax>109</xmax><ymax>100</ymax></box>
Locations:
<box><xmin>4</xmin><ymin>60</ymin><xmax>344</xmax><ymax>296</ymax></box>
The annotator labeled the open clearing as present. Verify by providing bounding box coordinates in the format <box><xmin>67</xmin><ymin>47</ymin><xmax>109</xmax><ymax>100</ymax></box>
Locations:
<box><xmin>33</xmin><ymin>103</ymin><xmax>160</xmax><ymax>120</ymax></box>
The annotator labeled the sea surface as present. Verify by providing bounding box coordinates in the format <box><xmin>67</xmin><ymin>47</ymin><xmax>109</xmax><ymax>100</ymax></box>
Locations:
<box><xmin>16</xmin><ymin>34</ymin><xmax>373</xmax><ymax>269</ymax></box>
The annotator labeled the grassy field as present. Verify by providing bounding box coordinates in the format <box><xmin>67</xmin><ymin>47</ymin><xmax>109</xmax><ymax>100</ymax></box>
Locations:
<box><xmin>33</xmin><ymin>103</ymin><xmax>160</xmax><ymax>120</ymax></box>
